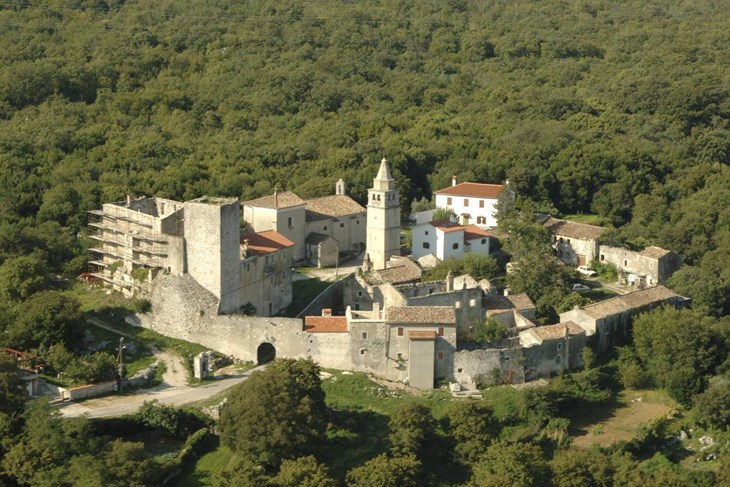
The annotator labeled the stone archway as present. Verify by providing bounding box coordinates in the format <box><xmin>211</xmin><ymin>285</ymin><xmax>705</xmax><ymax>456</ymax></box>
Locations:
<box><xmin>256</xmin><ymin>342</ymin><xmax>276</xmax><ymax>365</ymax></box>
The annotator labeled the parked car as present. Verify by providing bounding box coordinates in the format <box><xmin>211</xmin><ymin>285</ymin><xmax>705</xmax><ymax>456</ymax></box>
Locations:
<box><xmin>576</xmin><ymin>265</ymin><xmax>597</xmax><ymax>277</ymax></box>
<box><xmin>572</xmin><ymin>283</ymin><xmax>590</xmax><ymax>293</ymax></box>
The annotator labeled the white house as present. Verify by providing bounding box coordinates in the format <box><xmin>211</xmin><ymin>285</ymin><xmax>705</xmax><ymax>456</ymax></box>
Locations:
<box><xmin>434</xmin><ymin>177</ymin><xmax>506</xmax><ymax>228</ymax></box>
<box><xmin>412</xmin><ymin>220</ymin><xmax>491</xmax><ymax>261</ymax></box>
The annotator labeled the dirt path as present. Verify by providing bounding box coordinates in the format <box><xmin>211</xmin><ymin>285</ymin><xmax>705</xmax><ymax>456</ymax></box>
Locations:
<box><xmin>157</xmin><ymin>351</ymin><xmax>188</xmax><ymax>388</ymax></box>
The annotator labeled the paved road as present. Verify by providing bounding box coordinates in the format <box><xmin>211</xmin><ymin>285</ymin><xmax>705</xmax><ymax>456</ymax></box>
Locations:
<box><xmin>58</xmin><ymin>365</ymin><xmax>266</xmax><ymax>418</ymax></box>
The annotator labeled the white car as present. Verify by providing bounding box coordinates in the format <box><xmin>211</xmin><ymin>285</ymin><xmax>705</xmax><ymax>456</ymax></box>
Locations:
<box><xmin>576</xmin><ymin>265</ymin><xmax>597</xmax><ymax>277</ymax></box>
<box><xmin>572</xmin><ymin>283</ymin><xmax>590</xmax><ymax>293</ymax></box>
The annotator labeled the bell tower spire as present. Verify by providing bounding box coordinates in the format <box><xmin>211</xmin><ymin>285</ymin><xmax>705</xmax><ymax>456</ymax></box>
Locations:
<box><xmin>366</xmin><ymin>158</ymin><xmax>400</xmax><ymax>271</ymax></box>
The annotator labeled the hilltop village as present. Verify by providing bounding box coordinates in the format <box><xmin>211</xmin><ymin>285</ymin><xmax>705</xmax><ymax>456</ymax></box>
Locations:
<box><xmin>88</xmin><ymin>159</ymin><xmax>687</xmax><ymax>389</ymax></box>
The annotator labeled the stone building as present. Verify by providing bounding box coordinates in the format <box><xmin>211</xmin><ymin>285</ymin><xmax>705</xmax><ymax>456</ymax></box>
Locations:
<box><xmin>88</xmin><ymin>196</ymin><xmax>185</xmax><ymax>295</ymax></box>
<box><xmin>542</xmin><ymin>217</ymin><xmax>605</xmax><ymax>267</ymax></box>
<box><xmin>240</xmin><ymin>230</ymin><xmax>295</xmax><ymax>316</ymax></box>
<box><xmin>598</xmin><ymin>245</ymin><xmax>681</xmax><ymax>287</ymax></box>
<box><xmin>519</xmin><ymin>322</ymin><xmax>586</xmax><ymax>380</ymax></box>
<box><xmin>434</xmin><ymin>177</ymin><xmax>507</xmax><ymax>228</ymax></box>
<box><xmin>366</xmin><ymin>158</ymin><xmax>401</xmax><ymax>271</ymax></box>
<box><xmin>242</xmin><ymin>192</ymin><xmax>307</xmax><ymax>262</ymax></box>
<box><xmin>411</xmin><ymin>220</ymin><xmax>491</xmax><ymax>261</ymax></box>
<box><xmin>559</xmin><ymin>285</ymin><xmax>689</xmax><ymax>352</ymax></box>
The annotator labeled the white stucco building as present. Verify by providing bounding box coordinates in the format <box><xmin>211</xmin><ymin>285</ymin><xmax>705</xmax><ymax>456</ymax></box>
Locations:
<box><xmin>434</xmin><ymin>177</ymin><xmax>507</xmax><ymax>228</ymax></box>
<box><xmin>412</xmin><ymin>220</ymin><xmax>491</xmax><ymax>261</ymax></box>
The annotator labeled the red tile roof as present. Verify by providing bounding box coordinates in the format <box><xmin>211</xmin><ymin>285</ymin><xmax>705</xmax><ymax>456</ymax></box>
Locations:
<box><xmin>408</xmin><ymin>330</ymin><xmax>437</xmax><ymax>340</ymax></box>
<box><xmin>435</xmin><ymin>182</ymin><xmax>504</xmax><ymax>199</ymax></box>
<box><xmin>241</xmin><ymin>230</ymin><xmax>294</xmax><ymax>256</ymax></box>
<box><xmin>430</xmin><ymin>220</ymin><xmax>465</xmax><ymax>233</ymax></box>
<box><xmin>304</xmin><ymin>316</ymin><xmax>349</xmax><ymax>333</ymax></box>
<box><xmin>463</xmin><ymin>225</ymin><xmax>492</xmax><ymax>241</ymax></box>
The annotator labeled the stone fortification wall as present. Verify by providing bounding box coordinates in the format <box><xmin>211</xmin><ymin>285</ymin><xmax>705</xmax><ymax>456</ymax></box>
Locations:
<box><xmin>138</xmin><ymin>274</ymin><xmax>308</xmax><ymax>363</ymax></box>
<box><xmin>454</xmin><ymin>339</ymin><xmax>525</xmax><ymax>386</ymax></box>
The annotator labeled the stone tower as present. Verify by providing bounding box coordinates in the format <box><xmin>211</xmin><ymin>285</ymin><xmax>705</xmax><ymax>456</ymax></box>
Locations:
<box><xmin>184</xmin><ymin>197</ymin><xmax>242</xmax><ymax>314</ymax></box>
<box><xmin>366</xmin><ymin>158</ymin><xmax>400</xmax><ymax>270</ymax></box>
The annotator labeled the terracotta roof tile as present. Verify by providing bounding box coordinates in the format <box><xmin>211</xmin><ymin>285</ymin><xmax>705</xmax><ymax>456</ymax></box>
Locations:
<box><xmin>435</xmin><ymin>182</ymin><xmax>504</xmax><ymax>199</ymax></box>
<box><xmin>387</xmin><ymin>306</ymin><xmax>456</xmax><ymax>324</ymax></box>
<box><xmin>305</xmin><ymin>195</ymin><xmax>365</xmax><ymax>221</ymax></box>
<box><xmin>430</xmin><ymin>220</ymin><xmax>464</xmax><ymax>233</ymax></box>
<box><xmin>244</xmin><ymin>191</ymin><xmax>305</xmax><ymax>209</ymax></box>
<box><xmin>241</xmin><ymin>230</ymin><xmax>294</xmax><ymax>256</ymax></box>
<box><xmin>463</xmin><ymin>225</ymin><xmax>493</xmax><ymax>241</ymax></box>
<box><xmin>543</xmin><ymin>217</ymin><xmax>605</xmax><ymax>241</ymax></box>
<box><xmin>304</xmin><ymin>316</ymin><xmax>349</xmax><ymax>333</ymax></box>
<box><xmin>409</xmin><ymin>330</ymin><xmax>437</xmax><ymax>340</ymax></box>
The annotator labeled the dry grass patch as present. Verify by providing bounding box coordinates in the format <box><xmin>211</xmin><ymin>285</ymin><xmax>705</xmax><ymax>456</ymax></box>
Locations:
<box><xmin>571</xmin><ymin>389</ymin><xmax>674</xmax><ymax>448</ymax></box>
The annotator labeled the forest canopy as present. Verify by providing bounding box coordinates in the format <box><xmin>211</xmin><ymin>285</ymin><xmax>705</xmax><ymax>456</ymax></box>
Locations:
<box><xmin>0</xmin><ymin>0</ymin><xmax>728</xmax><ymax>277</ymax></box>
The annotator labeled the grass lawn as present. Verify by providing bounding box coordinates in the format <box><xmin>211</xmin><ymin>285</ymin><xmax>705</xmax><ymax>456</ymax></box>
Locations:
<box><xmin>570</xmin><ymin>388</ymin><xmax>674</xmax><ymax>448</ymax></box>
<box><xmin>171</xmin><ymin>440</ymin><xmax>234</xmax><ymax>487</ymax></box>
<box><xmin>562</xmin><ymin>213</ymin><xmax>605</xmax><ymax>226</ymax></box>
<box><xmin>277</xmin><ymin>277</ymin><xmax>331</xmax><ymax>317</ymax></box>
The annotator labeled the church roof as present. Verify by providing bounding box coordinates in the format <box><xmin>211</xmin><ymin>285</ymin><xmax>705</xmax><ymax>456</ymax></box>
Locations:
<box><xmin>305</xmin><ymin>195</ymin><xmax>366</xmax><ymax>221</ymax></box>
<box><xmin>243</xmin><ymin>191</ymin><xmax>305</xmax><ymax>209</ymax></box>
<box><xmin>435</xmin><ymin>182</ymin><xmax>504</xmax><ymax>199</ymax></box>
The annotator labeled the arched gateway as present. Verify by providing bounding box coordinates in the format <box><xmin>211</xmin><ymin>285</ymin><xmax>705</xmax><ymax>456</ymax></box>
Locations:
<box><xmin>256</xmin><ymin>342</ymin><xmax>276</xmax><ymax>365</ymax></box>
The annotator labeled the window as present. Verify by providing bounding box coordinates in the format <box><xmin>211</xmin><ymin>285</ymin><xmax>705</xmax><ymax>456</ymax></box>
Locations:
<box><xmin>397</xmin><ymin>353</ymin><xmax>403</xmax><ymax>360</ymax></box>
<box><xmin>455</xmin><ymin>301</ymin><xmax>461</xmax><ymax>309</ymax></box>
<box><xmin>356</xmin><ymin>220</ymin><xmax>360</xmax><ymax>224</ymax></box>
<box><xmin>452</xmin><ymin>243</ymin><xmax>459</xmax><ymax>250</ymax></box>
<box><xmin>397</xmin><ymin>327</ymin><xmax>404</xmax><ymax>336</ymax></box>
<box><xmin>357</xmin><ymin>291</ymin><xmax>363</xmax><ymax>297</ymax></box>
<box><xmin>270</xmin><ymin>276</ymin><xmax>274</xmax><ymax>283</ymax></box>
<box><xmin>360</xmin><ymin>348</ymin><xmax>366</xmax><ymax>355</ymax></box>
<box><xmin>457</xmin><ymin>368</ymin><xmax>463</xmax><ymax>373</ymax></box>
<box><xmin>288</xmin><ymin>216</ymin><xmax>293</xmax><ymax>227</ymax></box>
<box><xmin>481</xmin><ymin>238</ymin><xmax>487</xmax><ymax>244</ymax></box>
<box><xmin>422</xmin><ymin>242</ymin><xmax>430</xmax><ymax>249</ymax></box>
<box><xmin>469</xmin><ymin>298</ymin><xmax>476</xmax><ymax>307</ymax></box>
<box><xmin>555</xmin><ymin>355</ymin><xmax>561</xmax><ymax>364</ymax></box>
<box><xmin>340</xmin><ymin>223</ymin><xmax>344</xmax><ymax>228</ymax></box>
<box><xmin>447</xmin><ymin>197</ymin><xmax>452</xmax><ymax>205</ymax></box>
<box><xmin>477</xmin><ymin>216</ymin><xmax>486</xmax><ymax>225</ymax></box>
<box><xmin>624</xmin><ymin>260</ymin><xmax>628</xmax><ymax>266</ymax></box>
<box><xmin>557</xmin><ymin>343</ymin><xmax>563</xmax><ymax>350</ymax></box>
<box><xmin>479</xmin><ymin>200</ymin><xmax>484</xmax><ymax>208</ymax></box>
<box><xmin>353</xmin><ymin>303</ymin><xmax>360</xmax><ymax>310</ymax></box>
<box><xmin>464</xmin><ymin>198</ymin><xmax>469</xmax><ymax>207</ymax></box>
<box><xmin>361</xmin><ymin>332</ymin><xmax>368</xmax><ymax>339</ymax></box>
<box><xmin>437</xmin><ymin>326</ymin><xmax>444</xmax><ymax>336</ymax></box>
<box><xmin>437</xmin><ymin>352</ymin><xmax>444</xmax><ymax>360</ymax></box>
<box><xmin>425</xmin><ymin>230</ymin><xmax>429</xmax><ymax>235</ymax></box>
<box><xmin>600</xmin><ymin>254</ymin><xmax>605</xmax><ymax>261</ymax></box>
<box><xmin>323</xmin><ymin>225</ymin><xmax>328</xmax><ymax>231</ymax></box>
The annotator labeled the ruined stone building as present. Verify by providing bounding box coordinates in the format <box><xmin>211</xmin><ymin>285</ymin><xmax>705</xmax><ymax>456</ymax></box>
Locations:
<box><xmin>559</xmin><ymin>285</ymin><xmax>689</xmax><ymax>352</ymax></box>
<box><xmin>542</xmin><ymin>216</ymin><xmax>605</xmax><ymax>267</ymax></box>
<box><xmin>598</xmin><ymin>245</ymin><xmax>681</xmax><ymax>286</ymax></box>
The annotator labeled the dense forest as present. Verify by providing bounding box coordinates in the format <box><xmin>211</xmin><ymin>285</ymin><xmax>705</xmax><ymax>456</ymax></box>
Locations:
<box><xmin>0</xmin><ymin>1</ymin><xmax>729</xmax><ymax>484</ymax></box>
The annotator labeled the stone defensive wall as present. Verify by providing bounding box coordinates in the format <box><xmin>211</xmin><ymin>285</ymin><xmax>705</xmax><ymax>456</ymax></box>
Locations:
<box><xmin>135</xmin><ymin>274</ymin><xmax>352</xmax><ymax>370</ymax></box>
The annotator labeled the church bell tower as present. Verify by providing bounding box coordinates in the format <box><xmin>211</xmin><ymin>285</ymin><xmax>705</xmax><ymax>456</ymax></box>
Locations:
<box><xmin>366</xmin><ymin>158</ymin><xmax>400</xmax><ymax>271</ymax></box>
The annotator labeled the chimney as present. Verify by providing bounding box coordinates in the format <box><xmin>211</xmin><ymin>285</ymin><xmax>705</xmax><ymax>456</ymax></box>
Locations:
<box><xmin>322</xmin><ymin>308</ymin><xmax>332</xmax><ymax>317</ymax></box>
<box><xmin>503</xmin><ymin>288</ymin><xmax>512</xmax><ymax>296</ymax></box>
<box><xmin>452</xmin><ymin>175</ymin><xmax>457</xmax><ymax>187</ymax></box>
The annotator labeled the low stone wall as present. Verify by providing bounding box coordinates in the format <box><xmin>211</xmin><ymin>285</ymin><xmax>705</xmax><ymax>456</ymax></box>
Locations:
<box><xmin>61</xmin><ymin>380</ymin><xmax>118</xmax><ymax>401</ymax></box>
<box><xmin>124</xmin><ymin>361</ymin><xmax>159</xmax><ymax>388</ymax></box>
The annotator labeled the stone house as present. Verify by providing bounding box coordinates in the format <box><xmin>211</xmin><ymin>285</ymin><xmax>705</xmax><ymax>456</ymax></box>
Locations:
<box><xmin>519</xmin><ymin>322</ymin><xmax>586</xmax><ymax>381</ymax></box>
<box><xmin>434</xmin><ymin>177</ymin><xmax>507</xmax><ymax>228</ymax></box>
<box><xmin>543</xmin><ymin>217</ymin><xmax>605</xmax><ymax>267</ymax></box>
<box><xmin>598</xmin><ymin>245</ymin><xmax>681</xmax><ymax>286</ymax></box>
<box><xmin>559</xmin><ymin>285</ymin><xmax>688</xmax><ymax>352</ymax></box>
<box><xmin>305</xmin><ymin>233</ymin><xmax>339</xmax><ymax>268</ymax></box>
<box><xmin>411</xmin><ymin>220</ymin><xmax>491</xmax><ymax>261</ymax></box>
<box><xmin>243</xmin><ymin>191</ymin><xmax>307</xmax><ymax>262</ymax></box>
<box><xmin>240</xmin><ymin>230</ymin><xmax>295</xmax><ymax>316</ymax></box>
<box><xmin>484</xmin><ymin>292</ymin><xmax>537</xmax><ymax>326</ymax></box>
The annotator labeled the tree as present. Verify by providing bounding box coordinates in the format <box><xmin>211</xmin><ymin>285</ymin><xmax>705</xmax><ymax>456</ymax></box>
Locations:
<box><xmin>470</xmin><ymin>441</ymin><xmax>551</xmax><ymax>487</ymax></box>
<box><xmin>444</xmin><ymin>401</ymin><xmax>501</xmax><ymax>465</ymax></box>
<box><xmin>693</xmin><ymin>382</ymin><xmax>730</xmax><ymax>429</ymax></box>
<box><xmin>423</xmin><ymin>252</ymin><xmax>501</xmax><ymax>282</ymax></box>
<box><xmin>218</xmin><ymin>358</ymin><xmax>327</xmax><ymax>469</ymax></box>
<box><xmin>2</xmin><ymin>291</ymin><xmax>83</xmax><ymax>351</ymax></box>
<box><xmin>272</xmin><ymin>456</ymin><xmax>337</xmax><ymax>487</ymax></box>
<box><xmin>345</xmin><ymin>454</ymin><xmax>421</xmax><ymax>487</ymax></box>
<box><xmin>551</xmin><ymin>449</ymin><xmax>614</xmax><ymax>487</ymax></box>
<box><xmin>411</xmin><ymin>197</ymin><xmax>434</xmax><ymax>213</ymax></box>
<box><xmin>432</xmin><ymin>206</ymin><xmax>456</xmax><ymax>222</ymax></box>
<box><xmin>387</xmin><ymin>403</ymin><xmax>436</xmax><ymax>458</ymax></box>
<box><xmin>0</xmin><ymin>254</ymin><xmax>49</xmax><ymax>303</ymax></box>
<box><xmin>0</xmin><ymin>353</ymin><xmax>25</xmax><ymax>416</ymax></box>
